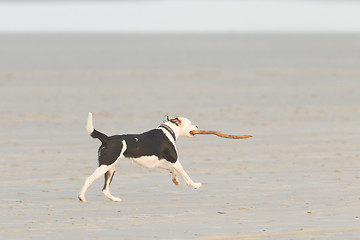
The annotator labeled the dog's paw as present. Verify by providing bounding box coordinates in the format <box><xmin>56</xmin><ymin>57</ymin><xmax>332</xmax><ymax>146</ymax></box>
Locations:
<box><xmin>103</xmin><ymin>190</ymin><xmax>122</xmax><ymax>202</ymax></box>
<box><xmin>110</xmin><ymin>197</ymin><xmax>122</xmax><ymax>202</ymax></box>
<box><xmin>172</xmin><ymin>176</ymin><xmax>180</xmax><ymax>185</ymax></box>
<box><xmin>78</xmin><ymin>194</ymin><xmax>86</xmax><ymax>202</ymax></box>
<box><xmin>192</xmin><ymin>182</ymin><xmax>202</xmax><ymax>189</ymax></box>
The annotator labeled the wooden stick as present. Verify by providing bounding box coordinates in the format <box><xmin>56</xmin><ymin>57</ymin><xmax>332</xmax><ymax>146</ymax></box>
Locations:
<box><xmin>190</xmin><ymin>130</ymin><xmax>252</xmax><ymax>139</ymax></box>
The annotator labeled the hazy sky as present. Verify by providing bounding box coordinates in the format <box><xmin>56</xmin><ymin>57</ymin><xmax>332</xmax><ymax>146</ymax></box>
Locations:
<box><xmin>0</xmin><ymin>0</ymin><xmax>360</xmax><ymax>33</ymax></box>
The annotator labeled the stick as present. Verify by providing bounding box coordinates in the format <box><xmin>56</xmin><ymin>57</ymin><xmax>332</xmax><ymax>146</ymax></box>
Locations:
<box><xmin>190</xmin><ymin>130</ymin><xmax>252</xmax><ymax>139</ymax></box>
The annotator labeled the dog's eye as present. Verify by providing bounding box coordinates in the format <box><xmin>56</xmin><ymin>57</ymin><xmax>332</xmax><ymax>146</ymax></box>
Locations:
<box><xmin>170</xmin><ymin>119</ymin><xmax>179</xmax><ymax>126</ymax></box>
<box><xmin>170</xmin><ymin>118</ymin><xmax>181</xmax><ymax>126</ymax></box>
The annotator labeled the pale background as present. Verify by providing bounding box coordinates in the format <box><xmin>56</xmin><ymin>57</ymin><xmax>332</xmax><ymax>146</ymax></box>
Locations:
<box><xmin>1</xmin><ymin>1</ymin><xmax>360</xmax><ymax>239</ymax></box>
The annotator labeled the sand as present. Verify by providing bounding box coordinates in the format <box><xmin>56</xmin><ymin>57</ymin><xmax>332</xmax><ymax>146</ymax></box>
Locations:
<box><xmin>0</xmin><ymin>34</ymin><xmax>360</xmax><ymax>239</ymax></box>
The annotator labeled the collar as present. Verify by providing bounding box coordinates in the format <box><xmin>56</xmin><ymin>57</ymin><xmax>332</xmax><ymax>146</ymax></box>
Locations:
<box><xmin>159</xmin><ymin>123</ymin><xmax>176</xmax><ymax>141</ymax></box>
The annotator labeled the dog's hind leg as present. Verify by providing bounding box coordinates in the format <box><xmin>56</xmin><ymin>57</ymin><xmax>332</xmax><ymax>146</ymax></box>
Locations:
<box><xmin>78</xmin><ymin>164</ymin><xmax>113</xmax><ymax>202</ymax></box>
<box><xmin>78</xmin><ymin>140</ymin><xmax>127</xmax><ymax>202</ymax></box>
<box><xmin>102</xmin><ymin>165</ymin><xmax>122</xmax><ymax>202</ymax></box>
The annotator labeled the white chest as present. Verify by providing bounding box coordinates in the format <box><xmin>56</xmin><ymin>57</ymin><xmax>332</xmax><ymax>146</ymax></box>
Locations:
<box><xmin>130</xmin><ymin>156</ymin><xmax>164</xmax><ymax>168</ymax></box>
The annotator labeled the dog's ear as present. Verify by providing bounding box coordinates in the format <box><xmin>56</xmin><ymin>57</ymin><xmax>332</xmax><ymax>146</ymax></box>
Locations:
<box><xmin>170</xmin><ymin>117</ymin><xmax>182</xmax><ymax>126</ymax></box>
<box><xmin>164</xmin><ymin>115</ymin><xmax>171</xmax><ymax>122</ymax></box>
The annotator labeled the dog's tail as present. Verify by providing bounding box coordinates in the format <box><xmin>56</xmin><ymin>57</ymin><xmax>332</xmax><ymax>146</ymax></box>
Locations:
<box><xmin>87</xmin><ymin>112</ymin><xmax>109</xmax><ymax>144</ymax></box>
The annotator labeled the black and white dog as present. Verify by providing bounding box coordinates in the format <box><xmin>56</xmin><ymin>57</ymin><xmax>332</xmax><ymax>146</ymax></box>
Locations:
<box><xmin>78</xmin><ymin>113</ymin><xmax>202</xmax><ymax>202</ymax></box>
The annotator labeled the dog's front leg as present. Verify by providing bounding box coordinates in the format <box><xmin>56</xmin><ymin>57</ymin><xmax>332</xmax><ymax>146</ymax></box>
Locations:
<box><xmin>158</xmin><ymin>162</ymin><xmax>180</xmax><ymax>185</ymax></box>
<box><xmin>172</xmin><ymin>161</ymin><xmax>202</xmax><ymax>189</ymax></box>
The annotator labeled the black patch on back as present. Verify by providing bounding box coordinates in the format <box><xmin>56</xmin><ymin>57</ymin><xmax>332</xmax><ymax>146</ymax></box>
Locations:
<box><xmin>123</xmin><ymin>129</ymin><xmax>177</xmax><ymax>163</ymax></box>
<box><xmin>97</xmin><ymin>129</ymin><xmax>177</xmax><ymax>166</ymax></box>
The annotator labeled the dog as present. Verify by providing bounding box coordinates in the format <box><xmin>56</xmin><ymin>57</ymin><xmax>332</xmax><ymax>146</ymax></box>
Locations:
<box><xmin>78</xmin><ymin>112</ymin><xmax>202</xmax><ymax>202</ymax></box>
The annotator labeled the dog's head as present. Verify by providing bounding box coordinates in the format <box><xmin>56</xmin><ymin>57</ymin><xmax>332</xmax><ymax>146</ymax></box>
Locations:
<box><xmin>164</xmin><ymin>116</ymin><xmax>198</xmax><ymax>138</ymax></box>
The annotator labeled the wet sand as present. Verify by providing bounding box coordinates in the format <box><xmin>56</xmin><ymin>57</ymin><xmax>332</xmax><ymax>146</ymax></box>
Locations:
<box><xmin>0</xmin><ymin>34</ymin><xmax>360</xmax><ymax>239</ymax></box>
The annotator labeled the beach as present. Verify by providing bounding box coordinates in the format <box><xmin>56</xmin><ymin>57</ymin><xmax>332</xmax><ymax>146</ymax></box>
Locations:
<box><xmin>0</xmin><ymin>34</ymin><xmax>360</xmax><ymax>239</ymax></box>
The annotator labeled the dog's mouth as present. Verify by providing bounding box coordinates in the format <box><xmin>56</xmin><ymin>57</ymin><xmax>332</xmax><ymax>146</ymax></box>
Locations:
<box><xmin>190</xmin><ymin>130</ymin><xmax>198</xmax><ymax>136</ymax></box>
